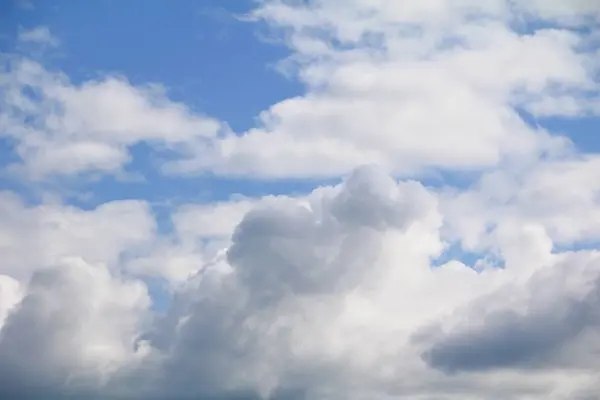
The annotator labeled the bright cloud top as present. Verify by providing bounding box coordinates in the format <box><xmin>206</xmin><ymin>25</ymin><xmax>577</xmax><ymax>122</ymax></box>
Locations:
<box><xmin>1</xmin><ymin>1</ymin><xmax>600</xmax><ymax>399</ymax></box>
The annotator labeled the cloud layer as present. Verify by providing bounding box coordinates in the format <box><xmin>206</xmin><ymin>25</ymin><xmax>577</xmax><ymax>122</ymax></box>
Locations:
<box><xmin>1</xmin><ymin>0</ymin><xmax>600</xmax><ymax>399</ymax></box>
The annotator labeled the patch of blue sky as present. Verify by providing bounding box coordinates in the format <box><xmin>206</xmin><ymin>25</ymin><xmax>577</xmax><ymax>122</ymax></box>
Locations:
<box><xmin>516</xmin><ymin>107</ymin><xmax>600</xmax><ymax>155</ymax></box>
<box><xmin>0</xmin><ymin>138</ymin><xmax>18</xmax><ymax>169</ymax></box>
<box><xmin>140</xmin><ymin>275</ymin><xmax>172</xmax><ymax>313</ymax></box>
<box><xmin>538</xmin><ymin>116</ymin><xmax>600</xmax><ymax>153</ymax></box>
<box><xmin>419</xmin><ymin>169</ymin><xmax>484</xmax><ymax>191</ymax></box>
<box><xmin>432</xmin><ymin>242</ymin><xmax>506</xmax><ymax>271</ymax></box>
<box><xmin>553</xmin><ymin>240</ymin><xmax>600</xmax><ymax>254</ymax></box>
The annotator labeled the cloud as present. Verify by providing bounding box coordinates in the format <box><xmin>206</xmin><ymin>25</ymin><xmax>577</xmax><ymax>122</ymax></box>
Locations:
<box><xmin>18</xmin><ymin>26</ymin><xmax>59</xmax><ymax>47</ymax></box>
<box><xmin>133</xmin><ymin>165</ymin><xmax>600</xmax><ymax>399</ymax></box>
<box><xmin>127</xmin><ymin>196</ymin><xmax>289</xmax><ymax>284</ymax></box>
<box><xmin>0</xmin><ymin>275</ymin><xmax>22</xmax><ymax>329</ymax></box>
<box><xmin>1</xmin><ymin>1</ymin><xmax>600</xmax><ymax>399</ymax></box>
<box><xmin>3</xmin><ymin>3</ymin><xmax>598</xmax><ymax>181</ymax></box>
<box><xmin>2</xmin><ymin>164</ymin><xmax>600</xmax><ymax>398</ymax></box>
<box><xmin>421</xmin><ymin>252</ymin><xmax>600</xmax><ymax>373</ymax></box>
<box><xmin>440</xmin><ymin>155</ymin><xmax>600</xmax><ymax>255</ymax></box>
<box><xmin>0</xmin><ymin>257</ymin><xmax>151</xmax><ymax>399</ymax></box>
<box><xmin>0</xmin><ymin>191</ymin><xmax>156</xmax><ymax>282</ymax></box>
<box><xmin>162</xmin><ymin>0</ymin><xmax>598</xmax><ymax>178</ymax></box>
<box><xmin>0</xmin><ymin>58</ymin><xmax>225</xmax><ymax>180</ymax></box>
<box><xmin>124</xmin><ymin>166</ymin><xmax>448</xmax><ymax>399</ymax></box>
<box><xmin>515</xmin><ymin>0</ymin><xmax>600</xmax><ymax>23</ymax></box>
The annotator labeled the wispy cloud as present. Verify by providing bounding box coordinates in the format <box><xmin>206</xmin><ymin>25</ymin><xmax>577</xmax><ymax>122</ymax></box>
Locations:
<box><xmin>18</xmin><ymin>26</ymin><xmax>59</xmax><ymax>47</ymax></box>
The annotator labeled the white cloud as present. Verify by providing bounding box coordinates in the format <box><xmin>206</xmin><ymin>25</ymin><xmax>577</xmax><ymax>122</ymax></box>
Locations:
<box><xmin>514</xmin><ymin>0</ymin><xmax>600</xmax><ymax>24</ymax></box>
<box><xmin>0</xmin><ymin>58</ymin><xmax>225</xmax><ymax>180</ymax></box>
<box><xmin>0</xmin><ymin>257</ymin><xmax>151</xmax><ymax>398</ymax></box>
<box><xmin>3</xmin><ymin>2</ymin><xmax>598</xmax><ymax>180</ymax></box>
<box><xmin>1</xmin><ymin>1</ymin><xmax>600</xmax><ymax>399</ymax></box>
<box><xmin>0</xmin><ymin>194</ymin><xmax>158</xmax><ymax>396</ymax></box>
<box><xmin>2</xmin><ymin>165</ymin><xmax>600</xmax><ymax>398</ymax></box>
<box><xmin>0</xmin><ymin>192</ymin><xmax>156</xmax><ymax>282</ymax></box>
<box><xmin>127</xmin><ymin>194</ymin><xmax>319</xmax><ymax>284</ymax></box>
<box><xmin>524</xmin><ymin>94</ymin><xmax>600</xmax><ymax>117</ymax></box>
<box><xmin>162</xmin><ymin>0</ymin><xmax>599</xmax><ymax>178</ymax></box>
<box><xmin>0</xmin><ymin>274</ymin><xmax>22</xmax><ymax>329</ymax></box>
<box><xmin>18</xmin><ymin>26</ymin><xmax>59</xmax><ymax>47</ymax></box>
<box><xmin>440</xmin><ymin>155</ymin><xmax>600</xmax><ymax>254</ymax></box>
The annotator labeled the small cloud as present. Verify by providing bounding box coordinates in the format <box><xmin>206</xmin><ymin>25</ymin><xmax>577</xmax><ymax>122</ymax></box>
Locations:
<box><xmin>18</xmin><ymin>26</ymin><xmax>59</xmax><ymax>47</ymax></box>
<box><xmin>15</xmin><ymin>0</ymin><xmax>35</xmax><ymax>10</ymax></box>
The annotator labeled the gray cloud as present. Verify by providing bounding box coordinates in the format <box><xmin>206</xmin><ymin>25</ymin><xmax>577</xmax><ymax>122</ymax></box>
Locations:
<box><xmin>421</xmin><ymin>257</ymin><xmax>600</xmax><ymax>373</ymax></box>
<box><xmin>2</xmin><ymin>164</ymin><xmax>600</xmax><ymax>399</ymax></box>
<box><xmin>134</xmin><ymin>165</ymin><xmax>435</xmax><ymax>398</ymax></box>
<box><xmin>0</xmin><ymin>258</ymin><xmax>150</xmax><ymax>399</ymax></box>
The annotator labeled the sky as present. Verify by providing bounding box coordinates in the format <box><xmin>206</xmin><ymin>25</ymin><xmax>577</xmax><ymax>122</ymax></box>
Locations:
<box><xmin>1</xmin><ymin>0</ymin><xmax>600</xmax><ymax>399</ymax></box>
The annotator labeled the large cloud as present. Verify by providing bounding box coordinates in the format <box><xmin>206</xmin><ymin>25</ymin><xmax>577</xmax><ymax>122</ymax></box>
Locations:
<box><xmin>136</xmin><ymin>166</ymin><xmax>600</xmax><ymax>399</ymax></box>
<box><xmin>165</xmin><ymin>0</ymin><xmax>599</xmax><ymax>178</ymax></box>
<box><xmin>120</xmin><ymin>166</ymin><xmax>450</xmax><ymax>398</ymax></box>
<box><xmin>0</xmin><ymin>257</ymin><xmax>151</xmax><ymax>399</ymax></box>
<box><xmin>421</xmin><ymin>252</ymin><xmax>600</xmax><ymax>373</ymax></box>
<box><xmin>2</xmin><ymin>166</ymin><xmax>600</xmax><ymax>398</ymax></box>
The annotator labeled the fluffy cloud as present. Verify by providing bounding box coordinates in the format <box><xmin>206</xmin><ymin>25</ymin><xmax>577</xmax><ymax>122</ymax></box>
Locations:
<box><xmin>1</xmin><ymin>0</ymin><xmax>600</xmax><ymax>399</ymax></box>
<box><xmin>127</xmin><ymin>196</ymin><xmax>279</xmax><ymax>284</ymax></box>
<box><xmin>3</xmin><ymin>165</ymin><xmax>600</xmax><ymax>398</ymax></box>
<box><xmin>421</xmin><ymin>251</ymin><xmax>600</xmax><ymax>373</ymax></box>
<box><xmin>0</xmin><ymin>192</ymin><xmax>156</xmax><ymax>282</ymax></box>
<box><xmin>0</xmin><ymin>275</ymin><xmax>22</xmax><ymax>329</ymax></box>
<box><xmin>440</xmin><ymin>155</ymin><xmax>600</xmax><ymax>256</ymax></box>
<box><xmin>0</xmin><ymin>257</ymin><xmax>151</xmax><ymax>399</ymax></box>
<box><xmin>165</xmin><ymin>0</ymin><xmax>598</xmax><ymax>178</ymax></box>
<box><xmin>137</xmin><ymin>166</ymin><xmax>600</xmax><ymax>399</ymax></box>
<box><xmin>3</xmin><ymin>1</ymin><xmax>598</xmax><ymax>180</ymax></box>
<box><xmin>0</xmin><ymin>57</ymin><xmax>224</xmax><ymax>179</ymax></box>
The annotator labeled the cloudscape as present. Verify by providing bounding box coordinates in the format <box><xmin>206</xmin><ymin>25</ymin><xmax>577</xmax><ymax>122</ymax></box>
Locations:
<box><xmin>1</xmin><ymin>0</ymin><xmax>600</xmax><ymax>398</ymax></box>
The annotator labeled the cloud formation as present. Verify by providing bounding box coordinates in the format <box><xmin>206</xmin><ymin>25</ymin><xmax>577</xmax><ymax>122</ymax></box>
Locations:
<box><xmin>3</xmin><ymin>0</ymin><xmax>599</xmax><ymax>180</ymax></box>
<box><xmin>1</xmin><ymin>0</ymin><xmax>600</xmax><ymax>399</ymax></box>
<box><xmin>0</xmin><ymin>59</ymin><xmax>224</xmax><ymax>179</ymax></box>
<box><xmin>2</xmin><ymin>163</ymin><xmax>600</xmax><ymax>398</ymax></box>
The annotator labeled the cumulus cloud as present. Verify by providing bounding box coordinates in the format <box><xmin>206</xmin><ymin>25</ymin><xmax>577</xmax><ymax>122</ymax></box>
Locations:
<box><xmin>440</xmin><ymin>155</ymin><xmax>600</xmax><ymax>256</ymax></box>
<box><xmin>421</xmin><ymin>252</ymin><xmax>600</xmax><ymax>374</ymax></box>
<box><xmin>0</xmin><ymin>258</ymin><xmax>151</xmax><ymax>399</ymax></box>
<box><xmin>165</xmin><ymin>0</ymin><xmax>598</xmax><ymax>178</ymax></box>
<box><xmin>0</xmin><ymin>58</ymin><xmax>225</xmax><ymax>180</ymax></box>
<box><xmin>0</xmin><ymin>192</ymin><xmax>156</xmax><ymax>282</ymax></box>
<box><xmin>4</xmin><ymin>1</ymin><xmax>599</xmax><ymax>181</ymax></box>
<box><xmin>0</xmin><ymin>275</ymin><xmax>22</xmax><ymax>329</ymax></box>
<box><xmin>2</xmin><ymin>164</ymin><xmax>600</xmax><ymax>398</ymax></box>
<box><xmin>135</xmin><ymin>166</ymin><xmax>600</xmax><ymax>399</ymax></box>
<box><xmin>1</xmin><ymin>1</ymin><xmax>600</xmax><ymax>399</ymax></box>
